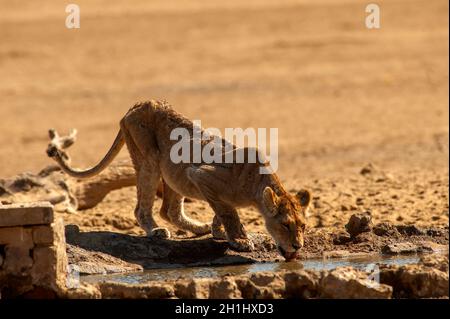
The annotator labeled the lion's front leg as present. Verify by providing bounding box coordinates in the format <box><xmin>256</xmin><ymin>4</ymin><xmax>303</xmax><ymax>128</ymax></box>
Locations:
<box><xmin>186</xmin><ymin>165</ymin><xmax>254</xmax><ymax>251</ymax></box>
<box><xmin>209</xmin><ymin>201</ymin><xmax>254</xmax><ymax>252</ymax></box>
<box><xmin>162</xmin><ymin>181</ymin><xmax>211</xmax><ymax>236</ymax></box>
<box><xmin>211</xmin><ymin>215</ymin><xmax>227</xmax><ymax>240</ymax></box>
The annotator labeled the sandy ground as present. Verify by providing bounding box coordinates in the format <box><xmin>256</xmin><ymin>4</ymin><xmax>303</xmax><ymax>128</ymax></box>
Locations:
<box><xmin>0</xmin><ymin>0</ymin><xmax>448</xmax><ymax>236</ymax></box>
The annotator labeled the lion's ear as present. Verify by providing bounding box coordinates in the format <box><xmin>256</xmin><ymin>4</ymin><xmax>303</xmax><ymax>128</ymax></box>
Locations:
<box><xmin>296</xmin><ymin>189</ymin><xmax>311</xmax><ymax>208</ymax></box>
<box><xmin>263</xmin><ymin>187</ymin><xmax>279</xmax><ymax>216</ymax></box>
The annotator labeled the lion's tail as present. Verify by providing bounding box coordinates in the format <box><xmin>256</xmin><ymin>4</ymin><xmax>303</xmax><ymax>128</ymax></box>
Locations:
<box><xmin>50</xmin><ymin>130</ymin><xmax>125</xmax><ymax>179</ymax></box>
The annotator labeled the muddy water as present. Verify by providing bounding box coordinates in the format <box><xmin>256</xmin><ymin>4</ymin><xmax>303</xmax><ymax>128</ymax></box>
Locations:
<box><xmin>81</xmin><ymin>254</ymin><xmax>429</xmax><ymax>285</ymax></box>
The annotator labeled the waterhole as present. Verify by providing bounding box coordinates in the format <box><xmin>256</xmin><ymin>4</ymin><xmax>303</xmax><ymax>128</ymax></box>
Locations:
<box><xmin>81</xmin><ymin>253</ymin><xmax>433</xmax><ymax>285</ymax></box>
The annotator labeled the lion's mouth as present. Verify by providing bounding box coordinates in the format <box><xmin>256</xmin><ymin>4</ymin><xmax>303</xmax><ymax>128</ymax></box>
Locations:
<box><xmin>277</xmin><ymin>246</ymin><xmax>299</xmax><ymax>261</ymax></box>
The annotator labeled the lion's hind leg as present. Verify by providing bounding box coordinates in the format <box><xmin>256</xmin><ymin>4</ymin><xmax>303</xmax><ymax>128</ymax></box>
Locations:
<box><xmin>120</xmin><ymin>114</ymin><xmax>170</xmax><ymax>239</ymax></box>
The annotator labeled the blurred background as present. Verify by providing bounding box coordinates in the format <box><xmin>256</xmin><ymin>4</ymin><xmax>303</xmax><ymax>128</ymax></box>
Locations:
<box><xmin>0</xmin><ymin>0</ymin><xmax>448</xmax><ymax>182</ymax></box>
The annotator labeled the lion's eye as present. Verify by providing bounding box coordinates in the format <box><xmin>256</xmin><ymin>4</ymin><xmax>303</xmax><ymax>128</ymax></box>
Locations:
<box><xmin>282</xmin><ymin>223</ymin><xmax>290</xmax><ymax>230</ymax></box>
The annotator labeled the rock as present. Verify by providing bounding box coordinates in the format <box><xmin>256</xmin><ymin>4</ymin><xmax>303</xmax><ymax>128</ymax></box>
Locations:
<box><xmin>236</xmin><ymin>272</ymin><xmax>285</xmax><ymax>299</ymax></box>
<box><xmin>351</xmin><ymin>231</ymin><xmax>375</xmax><ymax>244</ymax></box>
<box><xmin>31</xmin><ymin>245</ymin><xmax>68</xmax><ymax>291</ymax></box>
<box><xmin>209</xmin><ymin>278</ymin><xmax>242</xmax><ymax>299</ymax></box>
<box><xmin>0</xmin><ymin>202</ymin><xmax>54</xmax><ymax>227</ymax></box>
<box><xmin>32</xmin><ymin>225</ymin><xmax>55</xmax><ymax>245</ymax></box>
<box><xmin>380</xmin><ymin>264</ymin><xmax>449</xmax><ymax>298</ymax></box>
<box><xmin>3</xmin><ymin>245</ymin><xmax>34</xmax><ymax>275</ymax></box>
<box><xmin>320</xmin><ymin>267</ymin><xmax>392</xmax><ymax>299</ymax></box>
<box><xmin>0</xmin><ymin>227</ymin><xmax>34</xmax><ymax>247</ymax></box>
<box><xmin>373</xmin><ymin>222</ymin><xmax>400</xmax><ymax>237</ymax></box>
<box><xmin>174</xmin><ymin>278</ymin><xmax>211</xmax><ymax>299</ymax></box>
<box><xmin>66</xmin><ymin>244</ymin><xmax>142</xmax><ymax>275</ymax></box>
<box><xmin>396</xmin><ymin>225</ymin><xmax>424</xmax><ymax>236</ymax></box>
<box><xmin>360</xmin><ymin>163</ymin><xmax>377</xmax><ymax>176</ymax></box>
<box><xmin>417</xmin><ymin>241</ymin><xmax>448</xmax><ymax>253</ymax></box>
<box><xmin>74</xmin><ymin>262</ymin><xmax>142</xmax><ymax>275</ymax></box>
<box><xmin>382</xmin><ymin>242</ymin><xmax>418</xmax><ymax>255</ymax></box>
<box><xmin>426</xmin><ymin>228</ymin><xmax>445</xmax><ymax>237</ymax></box>
<box><xmin>283</xmin><ymin>270</ymin><xmax>320</xmax><ymax>298</ymax></box>
<box><xmin>419</xmin><ymin>254</ymin><xmax>449</xmax><ymax>272</ymax></box>
<box><xmin>332</xmin><ymin>232</ymin><xmax>352</xmax><ymax>245</ymax></box>
<box><xmin>97</xmin><ymin>282</ymin><xmax>175</xmax><ymax>299</ymax></box>
<box><xmin>345</xmin><ymin>212</ymin><xmax>373</xmax><ymax>237</ymax></box>
<box><xmin>64</xmin><ymin>282</ymin><xmax>102</xmax><ymax>299</ymax></box>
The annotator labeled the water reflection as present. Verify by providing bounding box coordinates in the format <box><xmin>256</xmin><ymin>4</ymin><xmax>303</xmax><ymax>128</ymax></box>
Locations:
<box><xmin>82</xmin><ymin>253</ymin><xmax>432</xmax><ymax>285</ymax></box>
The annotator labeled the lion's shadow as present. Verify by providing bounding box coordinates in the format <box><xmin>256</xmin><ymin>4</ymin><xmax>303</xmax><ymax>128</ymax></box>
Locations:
<box><xmin>64</xmin><ymin>225</ymin><xmax>265</xmax><ymax>269</ymax></box>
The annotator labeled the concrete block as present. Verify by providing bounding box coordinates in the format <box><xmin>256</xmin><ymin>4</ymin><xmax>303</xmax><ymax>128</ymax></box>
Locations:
<box><xmin>0</xmin><ymin>227</ymin><xmax>34</xmax><ymax>247</ymax></box>
<box><xmin>0</xmin><ymin>202</ymin><xmax>54</xmax><ymax>227</ymax></box>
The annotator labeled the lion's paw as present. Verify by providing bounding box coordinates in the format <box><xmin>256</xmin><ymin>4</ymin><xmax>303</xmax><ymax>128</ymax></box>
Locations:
<box><xmin>212</xmin><ymin>225</ymin><xmax>227</xmax><ymax>240</ymax></box>
<box><xmin>149</xmin><ymin>227</ymin><xmax>171</xmax><ymax>239</ymax></box>
<box><xmin>228</xmin><ymin>238</ymin><xmax>255</xmax><ymax>252</ymax></box>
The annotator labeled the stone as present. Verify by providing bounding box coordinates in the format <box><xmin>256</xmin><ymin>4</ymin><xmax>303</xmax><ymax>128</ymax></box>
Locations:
<box><xmin>332</xmin><ymin>232</ymin><xmax>352</xmax><ymax>245</ymax></box>
<box><xmin>417</xmin><ymin>242</ymin><xmax>446</xmax><ymax>253</ymax></box>
<box><xmin>98</xmin><ymin>282</ymin><xmax>175</xmax><ymax>298</ymax></box>
<box><xmin>31</xmin><ymin>245</ymin><xmax>67</xmax><ymax>291</ymax></box>
<box><xmin>382</xmin><ymin>242</ymin><xmax>418</xmax><ymax>255</ymax></box>
<box><xmin>32</xmin><ymin>225</ymin><xmax>54</xmax><ymax>245</ymax></box>
<box><xmin>0</xmin><ymin>272</ymin><xmax>34</xmax><ymax>298</ymax></box>
<box><xmin>174</xmin><ymin>280</ymin><xmax>196</xmax><ymax>299</ymax></box>
<box><xmin>174</xmin><ymin>278</ymin><xmax>211</xmax><ymax>299</ymax></box>
<box><xmin>209</xmin><ymin>278</ymin><xmax>242</xmax><ymax>299</ymax></box>
<box><xmin>345</xmin><ymin>212</ymin><xmax>373</xmax><ymax>237</ymax></box>
<box><xmin>320</xmin><ymin>267</ymin><xmax>393</xmax><ymax>299</ymax></box>
<box><xmin>3</xmin><ymin>245</ymin><xmax>34</xmax><ymax>275</ymax></box>
<box><xmin>236</xmin><ymin>278</ymin><xmax>273</xmax><ymax>299</ymax></box>
<box><xmin>66</xmin><ymin>244</ymin><xmax>142</xmax><ymax>275</ymax></box>
<box><xmin>395</xmin><ymin>225</ymin><xmax>424</xmax><ymax>236</ymax></box>
<box><xmin>283</xmin><ymin>270</ymin><xmax>320</xmax><ymax>298</ymax></box>
<box><xmin>360</xmin><ymin>163</ymin><xmax>377</xmax><ymax>175</ymax></box>
<box><xmin>351</xmin><ymin>231</ymin><xmax>375</xmax><ymax>244</ymax></box>
<box><xmin>64</xmin><ymin>282</ymin><xmax>102</xmax><ymax>299</ymax></box>
<box><xmin>373</xmin><ymin>222</ymin><xmax>400</xmax><ymax>237</ymax></box>
<box><xmin>0</xmin><ymin>202</ymin><xmax>53</xmax><ymax>227</ymax></box>
<box><xmin>189</xmin><ymin>278</ymin><xmax>212</xmax><ymax>299</ymax></box>
<box><xmin>236</xmin><ymin>272</ymin><xmax>285</xmax><ymax>299</ymax></box>
<box><xmin>0</xmin><ymin>227</ymin><xmax>34</xmax><ymax>247</ymax></box>
<box><xmin>419</xmin><ymin>254</ymin><xmax>449</xmax><ymax>272</ymax></box>
<box><xmin>380</xmin><ymin>264</ymin><xmax>449</xmax><ymax>298</ymax></box>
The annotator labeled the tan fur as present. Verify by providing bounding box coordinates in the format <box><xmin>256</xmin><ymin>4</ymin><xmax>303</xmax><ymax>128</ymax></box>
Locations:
<box><xmin>48</xmin><ymin>100</ymin><xmax>311</xmax><ymax>258</ymax></box>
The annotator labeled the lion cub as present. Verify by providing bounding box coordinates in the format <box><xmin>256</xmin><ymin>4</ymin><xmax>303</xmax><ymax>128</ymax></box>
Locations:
<box><xmin>48</xmin><ymin>100</ymin><xmax>311</xmax><ymax>260</ymax></box>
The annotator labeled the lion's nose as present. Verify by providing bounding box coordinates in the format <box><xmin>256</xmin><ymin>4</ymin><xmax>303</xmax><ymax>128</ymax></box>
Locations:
<box><xmin>292</xmin><ymin>243</ymin><xmax>302</xmax><ymax>250</ymax></box>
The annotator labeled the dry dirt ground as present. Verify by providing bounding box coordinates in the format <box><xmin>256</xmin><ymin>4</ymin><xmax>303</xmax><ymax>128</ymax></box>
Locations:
<box><xmin>0</xmin><ymin>1</ymin><xmax>448</xmax><ymax>242</ymax></box>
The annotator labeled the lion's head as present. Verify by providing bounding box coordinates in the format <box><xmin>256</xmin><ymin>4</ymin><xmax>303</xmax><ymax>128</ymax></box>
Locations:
<box><xmin>262</xmin><ymin>187</ymin><xmax>311</xmax><ymax>261</ymax></box>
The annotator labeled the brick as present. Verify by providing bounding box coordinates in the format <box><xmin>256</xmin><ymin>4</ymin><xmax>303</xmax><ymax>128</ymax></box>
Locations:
<box><xmin>0</xmin><ymin>202</ymin><xmax>54</xmax><ymax>227</ymax></box>
<box><xmin>31</xmin><ymin>244</ymin><xmax>67</xmax><ymax>290</ymax></box>
<box><xmin>32</xmin><ymin>226</ymin><xmax>54</xmax><ymax>245</ymax></box>
<box><xmin>53</xmin><ymin>217</ymin><xmax>66</xmax><ymax>246</ymax></box>
<box><xmin>0</xmin><ymin>227</ymin><xmax>33</xmax><ymax>248</ymax></box>
<box><xmin>3</xmin><ymin>245</ymin><xmax>34</xmax><ymax>275</ymax></box>
<box><xmin>33</xmin><ymin>217</ymin><xmax>66</xmax><ymax>246</ymax></box>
